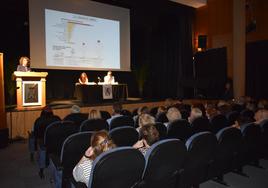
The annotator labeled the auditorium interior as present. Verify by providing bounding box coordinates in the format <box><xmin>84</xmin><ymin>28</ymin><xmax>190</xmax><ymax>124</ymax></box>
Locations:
<box><xmin>0</xmin><ymin>0</ymin><xmax>268</xmax><ymax>188</ymax></box>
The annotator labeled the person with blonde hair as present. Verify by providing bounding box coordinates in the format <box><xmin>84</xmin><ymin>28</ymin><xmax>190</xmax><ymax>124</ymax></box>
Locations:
<box><xmin>188</xmin><ymin>107</ymin><xmax>203</xmax><ymax>124</ymax></box>
<box><xmin>137</xmin><ymin>113</ymin><xmax>155</xmax><ymax>131</ymax></box>
<box><xmin>73</xmin><ymin>130</ymin><xmax>116</xmax><ymax>186</ymax></box>
<box><xmin>166</xmin><ymin>107</ymin><xmax>181</xmax><ymax>124</ymax></box>
<box><xmin>88</xmin><ymin>109</ymin><xmax>102</xmax><ymax>119</ymax></box>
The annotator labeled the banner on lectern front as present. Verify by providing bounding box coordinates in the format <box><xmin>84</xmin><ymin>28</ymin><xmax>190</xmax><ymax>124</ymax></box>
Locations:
<box><xmin>102</xmin><ymin>85</ymin><xmax>113</xmax><ymax>99</ymax></box>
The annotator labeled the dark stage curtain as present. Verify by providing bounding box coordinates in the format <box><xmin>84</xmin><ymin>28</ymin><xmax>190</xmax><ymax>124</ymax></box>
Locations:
<box><xmin>246</xmin><ymin>40</ymin><xmax>268</xmax><ymax>99</ymax></box>
<box><xmin>130</xmin><ymin>1</ymin><xmax>194</xmax><ymax>99</ymax></box>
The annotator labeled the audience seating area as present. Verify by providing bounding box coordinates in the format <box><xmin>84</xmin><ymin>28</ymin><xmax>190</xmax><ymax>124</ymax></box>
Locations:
<box><xmin>28</xmin><ymin>99</ymin><xmax>268</xmax><ymax>188</ymax></box>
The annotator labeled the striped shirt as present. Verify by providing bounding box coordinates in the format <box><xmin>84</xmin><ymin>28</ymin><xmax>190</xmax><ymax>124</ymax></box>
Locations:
<box><xmin>73</xmin><ymin>159</ymin><xmax>93</xmax><ymax>186</ymax></box>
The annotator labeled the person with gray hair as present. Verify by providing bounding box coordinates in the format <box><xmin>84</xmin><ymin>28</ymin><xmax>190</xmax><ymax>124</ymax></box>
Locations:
<box><xmin>71</xmin><ymin>105</ymin><xmax>81</xmax><ymax>114</ymax></box>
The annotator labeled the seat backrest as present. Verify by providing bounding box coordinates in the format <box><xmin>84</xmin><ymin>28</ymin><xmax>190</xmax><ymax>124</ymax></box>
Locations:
<box><xmin>88</xmin><ymin>147</ymin><xmax>145</xmax><ymax>188</ymax></box>
<box><xmin>44</xmin><ymin>121</ymin><xmax>77</xmax><ymax>156</ymax></box>
<box><xmin>210</xmin><ymin>114</ymin><xmax>228</xmax><ymax>134</ymax></box>
<box><xmin>154</xmin><ymin>122</ymin><xmax>167</xmax><ymax>140</ymax></box>
<box><xmin>185</xmin><ymin>132</ymin><xmax>217</xmax><ymax>169</ymax></box>
<box><xmin>61</xmin><ymin>131</ymin><xmax>93</xmax><ymax>180</ymax></box>
<box><xmin>216</xmin><ymin>127</ymin><xmax>242</xmax><ymax>159</ymax></box>
<box><xmin>241</xmin><ymin>123</ymin><xmax>262</xmax><ymax>152</ymax></box>
<box><xmin>80</xmin><ymin>119</ymin><xmax>109</xmax><ymax>132</ymax></box>
<box><xmin>109</xmin><ymin>126</ymin><xmax>139</xmax><ymax>147</ymax></box>
<box><xmin>260</xmin><ymin>119</ymin><xmax>268</xmax><ymax>136</ymax></box>
<box><xmin>141</xmin><ymin>139</ymin><xmax>187</xmax><ymax>188</ymax></box>
<box><xmin>167</xmin><ymin>119</ymin><xmax>192</xmax><ymax>141</ymax></box>
<box><xmin>110</xmin><ymin>115</ymin><xmax>134</xmax><ymax>130</ymax></box>
<box><xmin>226</xmin><ymin>111</ymin><xmax>240</xmax><ymax>126</ymax></box>
<box><xmin>100</xmin><ymin>111</ymin><xmax>111</xmax><ymax>120</ymax></box>
<box><xmin>191</xmin><ymin>117</ymin><xmax>211</xmax><ymax>134</ymax></box>
<box><xmin>155</xmin><ymin>112</ymin><xmax>169</xmax><ymax>123</ymax></box>
<box><xmin>33</xmin><ymin>115</ymin><xmax>61</xmax><ymax>140</ymax></box>
<box><xmin>63</xmin><ymin>113</ymin><xmax>88</xmax><ymax>127</ymax></box>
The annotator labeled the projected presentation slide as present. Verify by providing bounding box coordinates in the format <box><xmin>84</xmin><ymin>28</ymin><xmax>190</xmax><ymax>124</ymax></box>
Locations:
<box><xmin>45</xmin><ymin>9</ymin><xmax>120</xmax><ymax>69</ymax></box>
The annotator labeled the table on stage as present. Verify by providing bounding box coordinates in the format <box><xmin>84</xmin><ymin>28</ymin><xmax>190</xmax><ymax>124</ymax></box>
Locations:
<box><xmin>74</xmin><ymin>84</ymin><xmax>128</xmax><ymax>104</ymax></box>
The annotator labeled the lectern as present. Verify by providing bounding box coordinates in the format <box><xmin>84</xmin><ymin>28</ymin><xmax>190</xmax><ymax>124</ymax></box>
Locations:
<box><xmin>13</xmin><ymin>71</ymin><xmax>48</xmax><ymax>110</ymax></box>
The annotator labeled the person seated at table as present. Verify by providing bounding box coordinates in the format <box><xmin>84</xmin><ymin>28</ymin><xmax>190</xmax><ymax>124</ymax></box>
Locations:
<box><xmin>17</xmin><ymin>56</ymin><xmax>31</xmax><ymax>72</ymax></box>
<box><xmin>104</xmin><ymin>71</ymin><xmax>115</xmax><ymax>84</ymax></box>
<box><xmin>79</xmin><ymin>72</ymin><xmax>89</xmax><ymax>85</ymax></box>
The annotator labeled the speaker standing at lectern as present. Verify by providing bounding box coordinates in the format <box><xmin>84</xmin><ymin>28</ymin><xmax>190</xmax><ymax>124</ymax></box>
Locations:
<box><xmin>17</xmin><ymin>56</ymin><xmax>31</xmax><ymax>72</ymax></box>
<box><xmin>104</xmin><ymin>71</ymin><xmax>115</xmax><ymax>84</ymax></box>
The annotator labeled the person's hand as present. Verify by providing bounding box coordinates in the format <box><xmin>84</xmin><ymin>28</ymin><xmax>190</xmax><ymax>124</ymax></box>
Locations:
<box><xmin>133</xmin><ymin>140</ymin><xmax>144</xmax><ymax>149</ymax></box>
<box><xmin>85</xmin><ymin>146</ymin><xmax>94</xmax><ymax>157</ymax></box>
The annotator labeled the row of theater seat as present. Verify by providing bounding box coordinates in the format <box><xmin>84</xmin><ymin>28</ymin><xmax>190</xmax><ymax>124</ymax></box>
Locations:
<box><xmin>31</xmin><ymin>117</ymin><xmax>268</xmax><ymax>188</ymax></box>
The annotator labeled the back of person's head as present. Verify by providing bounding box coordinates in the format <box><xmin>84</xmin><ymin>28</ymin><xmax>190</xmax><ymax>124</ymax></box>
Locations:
<box><xmin>71</xmin><ymin>105</ymin><xmax>80</xmax><ymax>114</ymax></box>
<box><xmin>156</xmin><ymin>106</ymin><xmax>166</xmax><ymax>116</ymax></box>
<box><xmin>138</xmin><ymin>106</ymin><xmax>149</xmax><ymax>115</ymax></box>
<box><xmin>139</xmin><ymin>124</ymin><xmax>159</xmax><ymax>146</ymax></box>
<box><xmin>112</xmin><ymin>102</ymin><xmax>122</xmax><ymax>114</ymax></box>
<box><xmin>235</xmin><ymin>115</ymin><xmax>252</xmax><ymax>128</ymax></box>
<box><xmin>88</xmin><ymin>109</ymin><xmax>101</xmax><ymax>119</ymax></box>
<box><xmin>91</xmin><ymin>130</ymin><xmax>116</xmax><ymax>160</ymax></box>
<box><xmin>206</xmin><ymin>104</ymin><xmax>218</xmax><ymax>119</ymax></box>
<box><xmin>254</xmin><ymin>109</ymin><xmax>268</xmax><ymax>122</ymax></box>
<box><xmin>189</xmin><ymin>107</ymin><xmax>203</xmax><ymax>123</ymax></box>
<box><xmin>139</xmin><ymin>114</ymin><xmax>155</xmax><ymax>127</ymax></box>
<box><xmin>164</xmin><ymin>98</ymin><xmax>174</xmax><ymax>108</ymax></box>
<box><xmin>40</xmin><ymin>106</ymin><xmax>53</xmax><ymax>117</ymax></box>
<box><xmin>192</xmin><ymin>103</ymin><xmax>206</xmax><ymax>117</ymax></box>
<box><xmin>166</xmin><ymin>107</ymin><xmax>181</xmax><ymax>122</ymax></box>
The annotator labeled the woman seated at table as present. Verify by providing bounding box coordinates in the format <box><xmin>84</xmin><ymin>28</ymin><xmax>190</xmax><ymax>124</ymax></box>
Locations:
<box><xmin>78</xmin><ymin>72</ymin><xmax>89</xmax><ymax>85</ymax></box>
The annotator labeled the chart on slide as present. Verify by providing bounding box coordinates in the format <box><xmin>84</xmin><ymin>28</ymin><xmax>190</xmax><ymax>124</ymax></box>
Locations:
<box><xmin>45</xmin><ymin>9</ymin><xmax>120</xmax><ymax>69</ymax></box>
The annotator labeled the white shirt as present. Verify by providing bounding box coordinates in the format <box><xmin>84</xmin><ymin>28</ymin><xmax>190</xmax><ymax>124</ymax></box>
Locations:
<box><xmin>104</xmin><ymin>75</ymin><xmax>115</xmax><ymax>84</ymax></box>
<box><xmin>73</xmin><ymin>159</ymin><xmax>93</xmax><ymax>186</ymax></box>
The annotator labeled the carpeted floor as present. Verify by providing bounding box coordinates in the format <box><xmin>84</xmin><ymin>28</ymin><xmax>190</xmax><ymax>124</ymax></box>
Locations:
<box><xmin>0</xmin><ymin>140</ymin><xmax>268</xmax><ymax>188</ymax></box>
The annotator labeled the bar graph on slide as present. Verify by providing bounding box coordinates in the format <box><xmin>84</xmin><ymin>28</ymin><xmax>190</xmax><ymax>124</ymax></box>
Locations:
<box><xmin>45</xmin><ymin>9</ymin><xmax>120</xmax><ymax>69</ymax></box>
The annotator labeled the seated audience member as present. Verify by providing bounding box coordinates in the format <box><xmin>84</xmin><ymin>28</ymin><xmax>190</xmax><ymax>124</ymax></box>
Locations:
<box><xmin>205</xmin><ymin>103</ymin><xmax>218</xmax><ymax>120</ymax></box>
<box><xmin>188</xmin><ymin>107</ymin><xmax>203</xmax><ymax>124</ymax></box>
<box><xmin>17</xmin><ymin>56</ymin><xmax>31</xmax><ymax>72</ymax></box>
<box><xmin>133</xmin><ymin>124</ymin><xmax>159</xmax><ymax>155</ymax></box>
<box><xmin>232</xmin><ymin>115</ymin><xmax>253</xmax><ymax>129</ymax></box>
<box><xmin>165</xmin><ymin>107</ymin><xmax>182</xmax><ymax>126</ymax></box>
<box><xmin>34</xmin><ymin>106</ymin><xmax>60</xmax><ymax>147</ymax></box>
<box><xmin>164</xmin><ymin>98</ymin><xmax>174</xmax><ymax>109</ymax></box>
<box><xmin>137</xmin><ymin>114</ymin><xmax>155</xmax><ymax>131</ymax></box>
<box><xmin>79</xmin><ymin>72</ymin><xmax>89</xmax><ymax>85</ymax></box>
<box><xmin>257</xmin><ymin>100</ymin><xmax>268</xmax><ymax>109</ymax></box>
<box><xmin>254</xmin><ymin>109</ymin><xmax>268</xmax><ymax>124</ymax></box>
<box><xmin>71</xmin><ymin>105</ymin><xmax>81</xmax><ymax>114</ymax></box>
<box><xmin>191</xmin><ymin>103</ymin><xmax>206</xmax><ymax>117</ymax></box>
<box><xmin>88</xmin><ymin>109</ymin><xmax>102</xmax><ymax>119</ymax></box>
<box><xmin>73</xmin><ymin>130</ymin><xmax>116</xmax><ymax>186</ymax></box>
<box><xmin>106</xmin><ymin>102</ymin><xmax>123</xmax><ymax>125</ymax></box>
<box><xmin>155</xmin><ymin>106</ymin><xmax>167</xmax><ymax>117</ymax></box>
<box><xmin>104</xmin><ymin>71</ymin><xmax>115</xmax><ymax>84</ymax></box>
<box><xmin>133</xmin><ymin>106</ymin><xmax>150</xmax><ymax>125</ymax></box>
